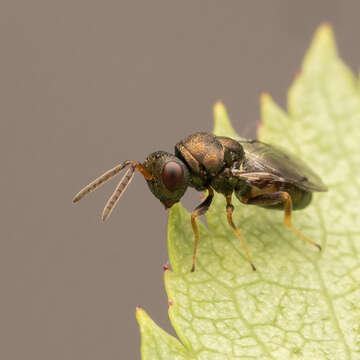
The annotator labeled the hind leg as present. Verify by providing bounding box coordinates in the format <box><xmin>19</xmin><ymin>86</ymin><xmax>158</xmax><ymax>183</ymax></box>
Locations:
<box><xmin>242</xmin><ymin>191</ymin><xmax>322</xmax><ymax>251</ymax></box>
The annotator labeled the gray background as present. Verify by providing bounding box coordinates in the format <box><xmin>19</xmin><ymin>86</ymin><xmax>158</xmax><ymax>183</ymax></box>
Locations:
<box><xmin>1</xmin><ymin>1</ymin><xmax>360</xmax><ymax>359</ymax></box>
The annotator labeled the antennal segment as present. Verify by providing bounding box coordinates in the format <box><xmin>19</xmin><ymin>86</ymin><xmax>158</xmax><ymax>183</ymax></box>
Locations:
<box><xmin>72</xmin><ymin>161</ymin><xmax>132</xmax><ymax>203</ymax></box>
<box><xmin>102</xmin><ymin>166</ymin><xmax>136</xmax><ymax>221</ymax></box>
<box><xmin>73</xmin><ymin>160</ymin><xmax>153</xmax><ymax>220</ymax></box>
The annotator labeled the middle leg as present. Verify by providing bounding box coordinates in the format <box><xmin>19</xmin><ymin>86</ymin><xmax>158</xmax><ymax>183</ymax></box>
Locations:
<box><xmin>226</xmin><ymin>195</ymin><xmax>256</xmax><ymax>271</ymax></box>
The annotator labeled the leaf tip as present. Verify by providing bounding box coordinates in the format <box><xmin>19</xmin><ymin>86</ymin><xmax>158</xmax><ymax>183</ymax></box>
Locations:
<box><xmin>312</xmin><ymin>23</ymin><xmax>335</xmax><ymax>49</ymax></box>
<box><xmin>214</xmin><ymin>99</ymin><xmax>225</xmax><ymax>108</ymax></box>
<box><xmin>316</xmin><ymin>22</ymin><xmax>334</xmax><ymax>38</ymax></box>
<box><xmin>212</xmin><ymin>100</ymin><xmax>238</xmax><ymax>138</ymax></box>
<box><xmin>303</xmin><ymin>23</ymin><xmax>338</xmax><ymax>68</ymax></box>
<box><xmin>213</xmin><ymin>99</ymin><xmax>228</xmax><ymax>122</ymax></box>
<box><xmin>260</xmin><ymin>92</ymin><xmax>272</xmax><ymax>105</ymax></box>
<box><xmin>260</xmin><ymin>92</ymin><xmax>275</xmax><ymax>117</ymax></box>
<box><xmin>136</xmin><ymin>306</ymin><xmax>155</xmax><ymax>332</ymax></box>
<box><xmin>136</xmin><ymin>305</ymin><xmax>145</xmax><ymax>324</ymax></box>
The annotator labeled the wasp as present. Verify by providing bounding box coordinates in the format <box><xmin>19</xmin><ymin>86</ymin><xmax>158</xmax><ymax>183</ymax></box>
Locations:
<box><xmin>73</xmin><ymin>132</ymin><xmax>327</xmax><ymax>272</ymax></box>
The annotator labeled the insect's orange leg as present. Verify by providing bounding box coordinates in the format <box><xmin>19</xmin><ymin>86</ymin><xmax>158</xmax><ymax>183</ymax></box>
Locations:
<box><xmin>226</xmin><ymin>195</ymin><xmax>256</xmax><ymax>271</ymax></box>
<box><xmin>190</xmin><ymin>188</ymin><xmax>214</xmax><ymax>272</ymax></box>
<box><xmin>281</xmin><ymin>192</ymin><xmax>322</xmax><ymax>251</ymax></box>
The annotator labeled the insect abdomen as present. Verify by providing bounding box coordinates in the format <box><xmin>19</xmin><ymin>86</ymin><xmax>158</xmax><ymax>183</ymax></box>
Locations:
<box><xmin>261</xmin><ymin>185</ymin><xmax>313</xmax><ymax>211</ymax></box>
<box><xmin>289</xmin><ymin>187</ymin><xmax>313</xmax><ymax>210</ymax></box>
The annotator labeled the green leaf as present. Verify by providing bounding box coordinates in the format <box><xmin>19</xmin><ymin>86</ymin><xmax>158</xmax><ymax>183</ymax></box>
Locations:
<box><xmin>137</xmin><ymin>25</ymin><xmax>360</xmax><ymax>360</ymax></box>
<box><xmin>136</xmin><ymin>307</ymin><xmax>190</xmax><ymax>359</ymax></box>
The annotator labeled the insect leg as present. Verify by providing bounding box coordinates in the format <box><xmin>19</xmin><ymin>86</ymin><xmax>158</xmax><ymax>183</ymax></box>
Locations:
<box><xmin>245</xmin><ymin>192</ymin><xmax>322</xmax><ymax>251</ymax></box>
<box><xmin>190</xmin><ymin>187</ymin><xmax>214</xmax><ymax>272</ymax></box>
<box><xmin>225</xmin><ymin>195</ymin><xmax>256</xmax><ymax>271</ymax></box>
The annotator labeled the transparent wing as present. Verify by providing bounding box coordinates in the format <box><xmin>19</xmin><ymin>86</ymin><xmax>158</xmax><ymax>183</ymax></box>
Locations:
<box><xmin>239</xmin><ymin>140</ymin><xmax>327</xmax><ymax>192</ymax></box>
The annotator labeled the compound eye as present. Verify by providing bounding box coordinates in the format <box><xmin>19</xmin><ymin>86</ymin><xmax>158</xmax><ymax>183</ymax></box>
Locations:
<box><xmin>162</xmin><ymin>161</ymin><xmax>184</xmax><ymax>191</ymax></box>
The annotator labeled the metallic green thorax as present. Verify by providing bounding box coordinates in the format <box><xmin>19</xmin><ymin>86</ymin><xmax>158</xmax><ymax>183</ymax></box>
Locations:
<box><xmin>174</xmin><ymin>132</ymin><xmax>246</xmax><ymax>195</ymax></box>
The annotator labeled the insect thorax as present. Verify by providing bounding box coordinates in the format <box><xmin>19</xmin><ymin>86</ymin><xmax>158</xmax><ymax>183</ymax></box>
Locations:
<box><xmin>175</xmin><ymin>132</ymin><xmax>246</xmax><ymax>193</ymax></box>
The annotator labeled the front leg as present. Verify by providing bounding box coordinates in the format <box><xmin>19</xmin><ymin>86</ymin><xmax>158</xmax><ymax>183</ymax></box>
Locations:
<box><xmin>190</xmin><ymin>187</ymin><xmax>214</xmax><ymax>272</ymax></box>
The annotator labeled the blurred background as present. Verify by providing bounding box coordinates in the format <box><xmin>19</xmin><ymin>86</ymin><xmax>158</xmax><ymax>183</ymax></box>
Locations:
<box><xmin>1</xmin><ymin>1</ymin><xmax>360</xmax><ymax>359</ymax></box>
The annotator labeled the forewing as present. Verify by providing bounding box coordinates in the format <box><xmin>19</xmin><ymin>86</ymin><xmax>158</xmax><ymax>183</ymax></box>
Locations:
<box><xmin>239</xmin><ymin>140</ymin><xmax>328</xmax><ymax>192</ymax></box>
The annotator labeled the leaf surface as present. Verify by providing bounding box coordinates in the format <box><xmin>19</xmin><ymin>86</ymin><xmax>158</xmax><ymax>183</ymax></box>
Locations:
<box><xmin>137</xmin><ymin>25</ymin><xmax>360</xmax><ymax>360</ymax></box>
